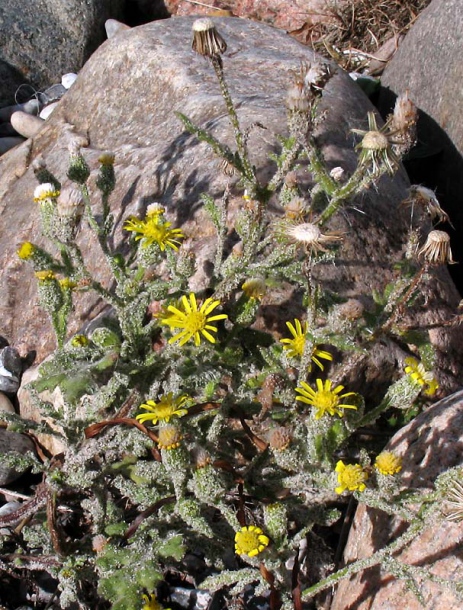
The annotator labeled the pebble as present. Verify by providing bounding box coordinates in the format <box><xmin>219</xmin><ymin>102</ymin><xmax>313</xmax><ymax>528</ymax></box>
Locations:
<box><xmin>11</xmin><ymin>111</ymin><xmax>44</xmax><ymax>139</ymax></box>
<box><xmin>39</xmin><ymin>83</ymin><xmax>67</xmax><ymax>105</ymax></box>
<box><xmin>0</xmin><ymin>392</ymin><xmax>15</xmax><ymax>426</ymax></box>
<box><xmin>0</xmin><ymin>136</ymin><xmax>26</xmax><ymax>155</ymax></box>
<box><xmin>0</xmin><ymin>429</ymin><xmax>36</xmax><ymax>485</ymax></box>
<box><xmin>61</xmin><ymin>73</ymin><xmax>78</xmax><ymax>89</ymax></box>
<box><xmin>0</xmin><ymin>501</ymin><xmax>21</xmax><ymax>534</ymax></box>
<box><xmin>0</xmin><ymin>99</ymin><xmax>41</xmax><ymax>122</ymax></box>
<box><xmin>105</xmin><ymin>18</ymin><xmax>131</xmax><ymax>39</ymax></box>
<box><xmin>39</xmin><ymin>101</ymin><xmax>59</xmax><ymax>120</ymax></box>
<box><xmin>0</xmin><ymin>346</ymin><xmax>22</xmax><ymax>394</ymax></box>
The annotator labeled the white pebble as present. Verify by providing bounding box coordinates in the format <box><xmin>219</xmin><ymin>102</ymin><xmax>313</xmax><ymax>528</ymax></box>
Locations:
<box><xmin>61</xmin><ymin>73</ymin><xmax>77</xmax><ymax>89</ymax></box>
<box><xmin>40</xmin><ymin>101</ymin><xmax>60</xmax><ymax>120</ymax></box>
<box><xmin>105</xmin><ymin>18</ymin><xmax>131</xmax><ymax>39</ymax></box>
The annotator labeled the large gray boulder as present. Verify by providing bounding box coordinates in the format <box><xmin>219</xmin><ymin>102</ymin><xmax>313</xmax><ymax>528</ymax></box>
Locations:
<box><xmin>379</xmin><ymin>0</ymin><xmax>463</xmax><ymax>288</ymax></box>
<box><xmin>0</xmin><ymin>0</ymin><xmax>125</xmax><ymax>103</ymax></box>
<box><xmin>0</xmin><ymin>16</ymin><xmax>461</xmax><ymax>391</ymax></box>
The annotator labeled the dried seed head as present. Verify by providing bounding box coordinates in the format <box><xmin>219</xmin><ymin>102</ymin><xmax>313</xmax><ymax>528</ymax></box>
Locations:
<box><xmin>418</xmin><ymin>230</ymin><xmax>455</xmax><ymax>265</ymax></box>
<box><xmin>361</xmin><ymin>130</ymin><xmax>389</xmax><ymax>151</ymax></box>
<box><xmin>407</xmin><ymin>185</ymin><xmax>450</xmax><ymax>225</ymax></box>
<box><xmin>192</xmin><ymin>18</ymin><xmax>227</xmax><ymax>57</ymax></box>
<box><xmin>57</xmin><ymin>186</ymin><xmax>84</xmax><ymax>222</ymax></box>
<box><xmin>286</xmin><ymin>82</ymin><xmax>310</xmax><ymax>112</ymax></box>
<box><xmin>389</xmin><ymin>90</ymin><xmax>417</xmax><ymax>154</ymax></box>
<box><xmin>285</xmin><ymin>196</ymin><xmax>306</xmax><ymax>219</ymax></box>
<box><xmin>337</xmin><ymin>298</ymin><xmax>365</xmax><ymax>321</ymax></box>
<box><xmin>277</xmin><ymin>220</ymin><xmax>343</xmax><ymax>253</ymax></box>
<box><xmin>268</xmin><ymin>426</ymin><xmax>292</xmax><ymax>451</ymax></box>
<box><xmin>304</xmin><ymin>62</ymin><xmax>332</xmax><ymax>91</ymax></box>
<box><xmin>330</xmin><ymin>166</ymin><xmax>345</xmax><ymax>182</ymax></box>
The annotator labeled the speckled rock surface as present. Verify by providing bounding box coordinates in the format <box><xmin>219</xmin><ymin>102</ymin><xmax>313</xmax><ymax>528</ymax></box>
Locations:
<box><xmin>330</xmin><ymin>389</ymin><xmax>463</xmax><ymax>610</ymax></box>
<box><xmin>0</xmin><ymin>429</ymin><xmax>36</xmax><ymax>485</ymax></box>
<box><xmin>0</xmin><ymin>0</ymin><xmax>125</xmax><ymax>101</ymax></box>
<box><xmin>379</xmin><ymin>0</ymin><xmax>463</xmax><ymax>289</ymax></box>
<box><xmin>0</xmin><ymin>16</ymin><xmax>461</xmax><ymax>389</ymax></box>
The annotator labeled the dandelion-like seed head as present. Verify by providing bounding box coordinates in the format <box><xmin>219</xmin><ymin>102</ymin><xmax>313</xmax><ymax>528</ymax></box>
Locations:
<box><xmin>193</xmin><ymin>446</ymin><xmax>211</xmax><ymax>469</ymax></box>
<box><xmin>192</xmin><ymin>18</ymin><xmax>227</xmax><ymax>57</ymax></box>
<box><xmin>374</xmin><ymin>451</ymin><xmax>402</xmax><ymax>476</ymax></box>
<box><xmin>335</xmin><ymin>460</ymin><xmax>368</xmax><ymax>494</ymax></box>
<box><xmin>296</xmin><ymin>378</ymin><xmax>357</xmax><ymax>419</ymax></box>
<box><xmin>286</xmin><ymin>81</ymin><xmax>310</xmax><ymax>113</ymax></box>
<box><xmin>337</xmin><ymin>298</ymin><xmax>365</xmax><ymax>321</ymax></box>
<box><xmin>34</xmin><ymin>183</ymin><xmax>60</xmax><ymax>203</ymax></box>
<box><xmin>268</xmin><ymin>426</ymin><xmax>292</xmax><ymax>451</ymax></box>
<box><xmin>443</xmin><ymin>478</ymin><xmax>463</xmax><ymax>522</ymax></box>
<box><xmin>388</xmin><ymin>90</ymin><xmax>417</xmax><ymax>155</ymax></box>
<box><xmin>135</xmin><ymin>393</ymin><xmax>189</xmax><ymax>426</ymax></box>
<box><xmin>57</xmin><ymin>186</ymin><xmax>84</xmax><ymax>221</ymax></box>
<box><xmin>17</xmin><ymin>241</ymin><xmax>36</xmax><ymax>260</ymax></box>
<box><xmin>158</xmin><ymin>293</ymin><xmax>228</xmax><ymax>347</ymax></box>
<box><xmin>361</xmin><ymin>130</ymin><xmax>389</xmax><ymax>151</ymax></box>
<box><xmin>234</xmin><ymin>525</ymin><xmax>270</xmax><ymax>557</ymax></box>
<box><xmin>242</xmin><ymin>278</ymin><xmax>267</xmax><ymax>300</ymax></box>
<box><xmin>352</xmin><ymin>112</ymin><xmax>399</xmax><ymax>175</ymax></box>
<box><xmin>158</xmin><ymin>424</ymin><xmax>183</xmax><ymax>451</ymax></box>
<box><xmin>276</xmin><ymin>220</ymin><xmax>343</xmax><ymax>253</ymax></box>
<box><xmin>418</xmin><ymin>230</ymin><xmax>455</xmax><ymax>265</ymax></box>
<box><xmin>146</xmin><ymin>203</ymin><xmax>166</xmax><ymax>217</ymax></box>
<box><xmin>404</xmin><ymin>357</ymin><xmax>438</xmax><ymax>396</ymax></box>
<box><xmin>407</xmin><ymin>185</ymin><xmax>450</xmax><ymax>225</ymax></box>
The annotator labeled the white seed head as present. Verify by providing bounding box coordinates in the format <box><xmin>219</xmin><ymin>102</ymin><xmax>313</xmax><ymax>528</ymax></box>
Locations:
<box><xmin>192</xmin><ymin>19</ymin><xmax>227</xmax><ymax>57</ymax></box>
<box><xmin>34</xmin><ymin>183</ymin><xmax>59</xmax><ymax>202</ymax></box>
<box><xmin>361</xmin><ymin>130</ymin><xmax>389</xmax><ymax>151</ymax></box>
<box><xmin>418</xmin><ymin>230</ymin><xmax>455</xmax><ymax>265</ymax></box>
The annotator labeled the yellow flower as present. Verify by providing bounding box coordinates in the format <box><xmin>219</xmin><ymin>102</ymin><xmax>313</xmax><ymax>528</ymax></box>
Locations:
<box><xmin>124</xmin><ymin>214</ymin><xmax>184</xmax><ymax>251</ymax></box>
<box><xmin>98</xmin><ymin>151</ymin><xmax>115</xmax><ymax>165</ymax></box>
<box><xmin>295</xmin><ymin>379</ymin><xmax>357</xmax><ymax>419</ymax></box>
<box><xmin>280</xmin><ymin>319</ymin><xmax>333</xmax><ymax>370</ymax></box>
<box><xmin>242</xmin><ymin>278</ymin><xmax>267</xmax><ymax>300</ymax></box>
<box><xmin>70</xmin><ymin>335</ymin><xmax>89</xmax><ymax>348</ymax></box>
<box><xmin>159</xmin><ymin>293</ymin><xmax>228</xmax><ymax>346</ymax></box>
<box><xmin>135</xmin><ymin>393</ymin><xmax>189</xmax><ymax>426</ymax></box>
<box><xmin>158</xmin><ymin>424</ymin><xmax>183</xmax><ymax>450</ymax></box>
<box><xmin>35</xmin><ymin>270</ymin><xmax>56</xmax><ymax>282</ymax></box>
<box><xmin>142</xmin><ymin>593</ymin><xmax>166</xmax><ymax>610</ymax></box>
<box><xmin>234</xmin><ymin>525</ymin><xmax>270</xmax><ymax>557</ymax></box>
<box><xmin>335</xmin><ymin>461</ymin><xmax>368</xmax><ymax>494</ymax></box>
<box><xmin>404</xmin><ymin>357</ymin><xmax>438</xmax><ymax>396</ymax></box>
<box><xmin>17</xmin><ymin>241</ymin><xmax>36</xmax><ymax>260</ymax></box>
<box><xmin>374</xmin><ymin>451</ymin><xmax>402</xmax><ymax>476</ymax></box>
<box><xmin>59</xmin><ymin>278</ymin><xmax>78</xmax><ymax>290</ymax></box>
<box><xmin>34</xmin><ymin>183</ymin><xmax>60</xmax><ymax>202</ymax></box>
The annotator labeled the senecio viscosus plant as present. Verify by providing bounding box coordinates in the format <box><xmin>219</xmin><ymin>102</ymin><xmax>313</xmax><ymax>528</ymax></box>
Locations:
<box><xmin>2</xmin><ymin>17</ymin><xmax>462</xmax><ymax>610</ymax></box>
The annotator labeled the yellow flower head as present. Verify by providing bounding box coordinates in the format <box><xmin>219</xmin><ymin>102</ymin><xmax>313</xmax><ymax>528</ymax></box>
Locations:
<box><xmin>242</xmin><ymin>278</ymin><xmax>267</xmax><ymax>300</ymax></box>
<box><xmin>98</xmin><ymin>151</ymin><xmax>115</xmax><ymax>166</ymax></box>
<box><xmin>17</xmin><ymin>241</ymin><xmax>36</xmax><ymax>260</ymax></box>
<box><xmin>374</xmin><ymin>451</ymin><xmax>402</xmax><ymax>476</ymax></box>
<box><xmin>35</xmin><ymin>270</ymin><xmax>56</xmax><ymax>282</ymax></box>
<box><xmin>59</xmin><ymin>278</ymin><xmax>78</xmax><ymax>291</ymax></box>
<box><xmin>280</xmin><ymin>320</ymin><xmax>333</xmax><ymax>370</ymax></box>
<box><xmin>34</xmin><ymin>183</ymin><xmax>60</xmax><ymax>203</ymax></box>
<box><xmin>124</xmin><ymin>214</ymin><xmax>184</xmax><ymax>251</ymax></box>
<box><xmin>158</xmin><ymin>424</ymin><xmax>183</xmax><ymax>450</ymax></box>
<box><xmin>404</xmin><ymin>357</ymin><xmax>438</xmax><ymax>396</ymax></box>
<box><xmin>335</xmin><ymin>460</ymin><xmax>368</xmax><ymax>494</ymax></box>
<box><xmin>234</xmin><ymin>525</ymin><xmax>270</xmax><ymax>557</ymax></box>
<box><xmin>295</xmin><ymin>379</ymin><xmax>357</xmax><ymax>419</ymax></box>
<box><xmin>142</xmin><ymin>593</ymin><xmax>165</xmax><ymax>610</ymax></box>
<box><xmin>135</xmin><ymin>393</ymin><xmax>189</xmax><ymax>426</ymax></box>
<box><xmin>70</xmin><ymin>334</ymin><xmax>89</xmax><ymax>348</ymax></box>
<box><xmin>159</xmin><ymin>293</ymin><xmax>228</xmax><ymax>346</ymax></box>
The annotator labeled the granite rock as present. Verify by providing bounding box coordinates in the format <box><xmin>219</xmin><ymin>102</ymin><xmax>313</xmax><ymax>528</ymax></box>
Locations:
<box><xmin>0</xmin><ymin>17</ymin><xmax>461</xmax><ymax>393</ymax></box>
<box><xmin>11</xmin><ymin>111</ymin><xmax>44</xmax><ymax>139</ymax></box>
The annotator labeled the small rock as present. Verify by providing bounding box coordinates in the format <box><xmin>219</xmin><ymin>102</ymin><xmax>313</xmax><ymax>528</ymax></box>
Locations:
<box><xmin>39</xmin><ymin>102</ymin><xmax>60</xmax><ymax>120</ymax></box>
<box><xmin>0</xmin><ymin>392</ymin><xmax>15</xmax><ymax>425</ymax></box>
<box><xmin>105</xmin><ymin>18</ymin><xmax>131</xmax><ymax>38</ymax></box>
<box><xmin>61</xmin><ymin>73</ymin><xmax>78</xmax><ymax>89</ymax></box>
<box><xmin>0</xmin><ymin>136</ymin><xmax>26</xmax><ymax>155</ymax></box>
<box><xmin>10</xmin><ymin>111</ymin><xmax>45</xmax><ymax>139</ymax></box>
<box><xmin>0</xmin><ymin>346</ymin><xmax>22</xmax><ymax>394</ymax></box>
<box><xmin>0</xmin><ymin>99</ymin><xmax>41</xmax><ymax>122</ymax></box>
<box><xmin>0</xmin><ymin>500</ymin><xmax>22</xmax><ymax>534</ymax></box>
<box><xmin>0</xmin><ymin>429</ymin><xmax>36</xmax><ymax>485</ymax></box>
<box><xmin>39</xmin><ymin>83</ymin><xmax>67</xmax><ymax>105</ymax></box>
